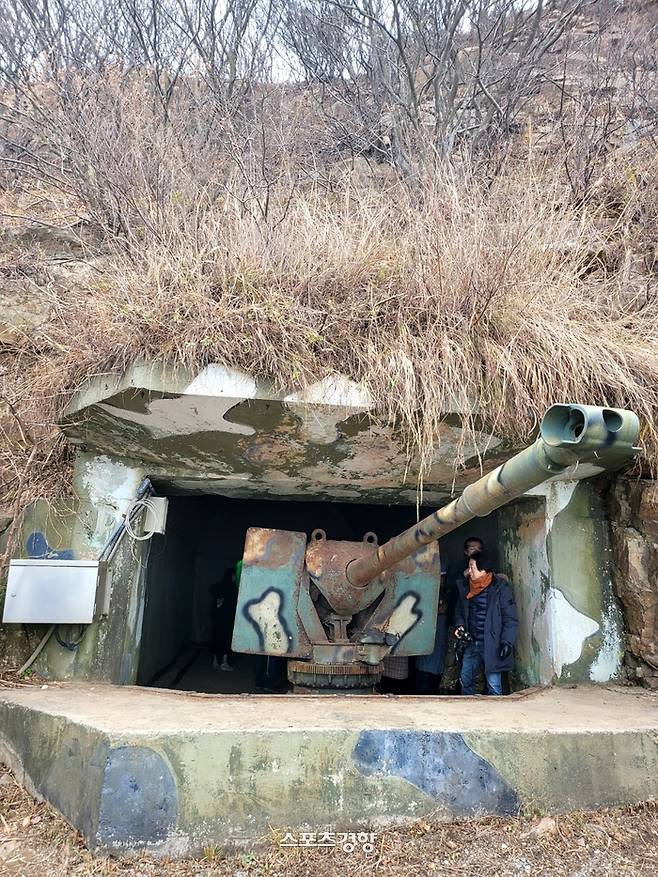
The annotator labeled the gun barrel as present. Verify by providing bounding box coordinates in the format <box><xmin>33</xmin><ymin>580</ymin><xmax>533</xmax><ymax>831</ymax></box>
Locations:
<box><xmin>346</xmin><ymin>404</ymin><xmax>640</xmax><ymax>588</ymax></box>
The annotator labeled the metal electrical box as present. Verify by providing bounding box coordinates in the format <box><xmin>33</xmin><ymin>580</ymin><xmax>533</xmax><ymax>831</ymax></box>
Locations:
<box><xmin>144</xmin><ymin>496</ymin><xmax>168</xmax><ymax>535</ymax></box>
<box><xmin>3</xmin><ymin>559</ymin><xmax>106</xmax><ymax>624</ymax></box>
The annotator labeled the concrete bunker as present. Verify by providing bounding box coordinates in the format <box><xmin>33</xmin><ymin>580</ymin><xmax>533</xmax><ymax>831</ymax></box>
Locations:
<box><xmin>134</xmin><ymin>483</ymin><xmax>621</xmax><ymax>695</ymax></box>
<box><xmin>136</xmin><ymin>493</ymin><xmax>502</xmax><ymax>694</ymax></box>
<box><xmin>2</xmin><ymin>364</ymin><xmax>627</xmax><ymax>694</ymax></box>
<box><xmin>1</xmin><ymin>363</ymin><xmax>651</xmax><ymax>856</ymax></box>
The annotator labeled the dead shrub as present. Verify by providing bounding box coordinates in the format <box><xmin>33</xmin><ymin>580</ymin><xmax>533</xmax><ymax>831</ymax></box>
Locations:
<box><xmin>4</xmin><ymin>160</ymin><xmax>657</xmax><ymax>505</ymax></box>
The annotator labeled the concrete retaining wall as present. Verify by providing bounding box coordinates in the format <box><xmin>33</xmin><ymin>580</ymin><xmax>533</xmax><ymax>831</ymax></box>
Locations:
<box><xmin>1</xmin><ymin>685</ymin><xmax>656</xmax><ymax>856</ymax></box>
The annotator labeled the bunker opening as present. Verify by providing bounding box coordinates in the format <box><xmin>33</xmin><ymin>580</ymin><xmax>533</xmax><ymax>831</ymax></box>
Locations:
<box><xmin>3</xmin><ymin>399</ymin><xmax>635</xmax><ymax>698</ymax></box>
<box><xmin>137</xmin><ymin>492</ymin><xmax>509</xmax><ymax>696</ymax></box>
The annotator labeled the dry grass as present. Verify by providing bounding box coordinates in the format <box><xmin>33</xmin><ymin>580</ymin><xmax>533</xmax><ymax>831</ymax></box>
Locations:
<box><xmin>7</xmin><ymin>157</ymin><xmax>658</xmax><ymax>495</ymax></box>
<box><xmin>0</xmin><ymin>764</ymin><xmax>657</xmax><ymax>876</ymax></box>
<box><xmin>2</xmin><ymin>65</ymin><xmax>658</xmax><ymax>510</ymax></box>
<box><xmin>0</xmin><ymin>672</ymin><xmax>45</xmax><ymax>690</ymax></box>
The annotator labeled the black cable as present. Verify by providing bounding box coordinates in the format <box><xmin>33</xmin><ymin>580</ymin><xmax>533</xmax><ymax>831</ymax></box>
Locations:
<box><xmin>55</xmin><ymin>624</ymin><xmax>85</xmax><ymax>651</ymax></box>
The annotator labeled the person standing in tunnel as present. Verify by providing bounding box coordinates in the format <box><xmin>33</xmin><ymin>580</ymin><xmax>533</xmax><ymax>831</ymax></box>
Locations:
<box><xmin>445</xmin><ymin>535</ymin><xmax>484</xmax><ymax>595</ymax></box>
<box><xmin>210</xmin><ymin>566</ymin><xmax>239</xmax><ymax>671</ymax></box>
<box><xmin>454</xmin><ymin>549</ymin><xmax>518</xmax><ymax>696</ymax></box>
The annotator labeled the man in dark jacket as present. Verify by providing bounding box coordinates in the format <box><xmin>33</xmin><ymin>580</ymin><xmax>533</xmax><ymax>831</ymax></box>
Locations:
<box><xmin>444</xmin><ymin>536</ymin><xmax>484</xmax><ymax>597</ymax></box>
<box><xmin>453</xmin><ymin>550</ymin><xmax>518</xmax><ymax>696</ymax></box>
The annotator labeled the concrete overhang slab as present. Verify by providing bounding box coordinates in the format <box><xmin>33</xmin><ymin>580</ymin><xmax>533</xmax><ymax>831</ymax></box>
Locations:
<box><xmin>59</xmin><ymin>363</ymin><xmax>512</xmax><ymax>504</ymax></box>
<box><xmin>60</xmin><ymin>363</ymin><xmax>622</xmax><ymax>504</ymax></box>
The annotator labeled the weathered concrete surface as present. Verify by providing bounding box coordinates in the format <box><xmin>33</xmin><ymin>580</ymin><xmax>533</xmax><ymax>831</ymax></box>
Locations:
<box><xmin>0</xmin><ymin>684</ymin><xmax>656</xmax><ymax>856</ymax></box>
<box><xmin>10</xmin><ymin>454</ymin><xmax>151</xmax><ymax>682</ymax></box>
<box><xmin>60</xmin><ymin>363</ymin><xmax>624</xmax><ymax>506</ymax></box>
<box><xmin>499</xmin><ymin>479</ymin><xmax>624</xmax><ymax>687</ymax></box>
<box><xmin>59</xmin><ymin>362</ymin><xmax>512</xmax><ymax>506</ymax></box>
<box><xmin>3</xmin><ymin>359</ymin><xmax>632</xmax><ymax>687</ymax></box>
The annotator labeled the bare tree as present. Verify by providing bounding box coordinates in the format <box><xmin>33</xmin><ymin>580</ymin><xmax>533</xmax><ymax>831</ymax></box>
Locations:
<box><xmin>0</xmin><ymin>1</ymin><xmax>283</xmax><ymax>235</ymax></box>
<box><xmin>280</xmin><ymin>0</ymin><xmax>585</xmax><ymax>171</ymax></box>
<box><xmin>2</xmin><ymin>0</ymin><xmax>657</xmax><ymax>240</ymax></box>
<box><xmin>553</xmin><ymin>1</ymin><xmax>658</xmax><ymax>204</ymax></box>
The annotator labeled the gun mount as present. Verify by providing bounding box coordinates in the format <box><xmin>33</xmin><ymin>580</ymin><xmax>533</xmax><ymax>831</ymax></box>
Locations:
<box><xmin>231</xmin><ymin>404</ymin><xmax>640</xmax><ymax>692</ymax></box>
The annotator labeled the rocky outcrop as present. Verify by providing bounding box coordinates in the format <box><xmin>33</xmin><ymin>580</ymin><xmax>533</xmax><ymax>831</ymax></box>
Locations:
<box><xmin>0</xmin><ymin>278</ymin><xmax>51</xmax><ymax>345</ymax></box>
<box><xmin>608</xmin><ymin>478</ymin><xmax>658</xmax><ymax>688</ymax></box>
<box><xmin>0</xmin><ymin>221</ymin><xmax>92</xmax><ymax>345</ymax></box>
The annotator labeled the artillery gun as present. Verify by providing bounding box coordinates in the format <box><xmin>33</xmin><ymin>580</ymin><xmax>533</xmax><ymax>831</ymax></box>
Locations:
<box><xmin>231</xmin><ymin>404</ymin><xmax>639</xmax><ymax>692</ymax></box>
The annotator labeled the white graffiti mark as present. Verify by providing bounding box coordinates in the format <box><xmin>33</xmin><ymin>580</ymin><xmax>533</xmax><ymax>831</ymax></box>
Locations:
<box><xmin>533</xmin><ymin>587</ymin><xmax>599</xmax><ymax>678</ymax></box>
<box><xmin>246</xmin><ymin>590</ymin><xmax>289</xmax><ymax>654</ymax></box>
<box><xmin>385</xmin><ymin>594</ymin><xmax>422</xmax><ymax>642</ymax></box>
<box><xmin>590</xmin><ymin>590</ymin><xmax>624</xmax><ymax>682</ymax></box>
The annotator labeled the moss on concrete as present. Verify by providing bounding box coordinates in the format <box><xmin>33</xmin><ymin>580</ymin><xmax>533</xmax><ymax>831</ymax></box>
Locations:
<box><xmin>467</xmin><ymin>729</ymin><xmax>658</xmax><ymax>812</ymax></box>
<box><xmin>2</xmin><ymin>686</ymin><xmax>657</xmax><ymax>855</ymax></box>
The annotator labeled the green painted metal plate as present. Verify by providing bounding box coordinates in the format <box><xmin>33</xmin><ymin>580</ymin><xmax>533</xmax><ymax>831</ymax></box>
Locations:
<box><xmin>378</xmin><ymin>542</ymin><xmax>442</xmax><ymax>656</ymax></box>
<box><xmin>387</xmin><ymin>542</ymin><xmax>441</xmax><ymax>655</ymax></box>
<box><xmin>231</xmin><ymin>527</ymin><xmax>311</xmax><ymax>657</ymax></box>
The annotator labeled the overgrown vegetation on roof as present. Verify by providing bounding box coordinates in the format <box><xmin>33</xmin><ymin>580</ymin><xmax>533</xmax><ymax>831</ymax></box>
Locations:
<box><xmin>1</xmin><ymin>1</ymin><xmax>658</xmax><ymax>518</ymax></box>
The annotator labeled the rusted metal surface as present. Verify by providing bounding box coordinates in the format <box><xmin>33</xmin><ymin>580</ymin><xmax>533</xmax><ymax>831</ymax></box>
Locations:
<box><xmin>305</xmin><ymin>532</ymin><xmax>385</xmax><ymax>615</ymax></box>
<box><xmin>287</xmin><ymin>659</ymin><xmax>382</xmax><ymax>692</ymax></box>
<box><xmin>230</xmin><ymin>404</ymin><xmax>640</xmax><ymax>691</ymax></box>
<box><xmin>243</xmin><ymin>527</ymin><xmax>300</xmax><ymax>568</ymax></box>
<box><xmin>288</xmin><ymin>660</ymin><xmax>382</xmax><ymax>676</ymax></box>
<box><xmin>347</xmin><ymin>404</ymin><xmax>640</xmax><ymax>587</ymax></box>
<box><xmin>311</xmin><ymin>644</ymin><xmax>380</xmax><ymax>664</ymax></box>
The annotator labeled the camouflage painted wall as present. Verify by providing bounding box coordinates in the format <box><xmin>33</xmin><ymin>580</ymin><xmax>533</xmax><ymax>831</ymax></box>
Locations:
<box><xmin>499</xmin><ymin>479</ymin><xmax>624</xmax><ymax>686</ymax></box>
<box><xmin>6</xmin><ymin>453</ymin><xmax>149</xmax><ymax>682</ymax></box>
<box><xmin>0</xmin><ymin>360</ymin><xmax>628</xmax><ymax>686</ymax></box>
<box><xmin>1</xmin><ymin>686</ymin><xmax>656</xmax><ymax>856</ymax></box>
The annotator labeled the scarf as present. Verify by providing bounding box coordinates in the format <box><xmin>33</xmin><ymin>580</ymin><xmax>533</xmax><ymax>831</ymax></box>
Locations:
<box><xmin>466</xmin><ymin>570</ymin><xmax>493</xmax><ymax>600</ymax></box>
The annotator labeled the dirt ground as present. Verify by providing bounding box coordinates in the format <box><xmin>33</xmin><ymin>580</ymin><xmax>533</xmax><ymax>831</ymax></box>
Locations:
<box><xmin>0</xmin><ymin>765</ymin><xmax>656</xmax><ymax>877</ymax></box>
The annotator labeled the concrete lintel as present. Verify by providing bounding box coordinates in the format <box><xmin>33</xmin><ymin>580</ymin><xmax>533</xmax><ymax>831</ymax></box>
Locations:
<box><xmin>63</xmin><ymin>363</ymin><xmax>374</xmax><ymax>418</ymax></box>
